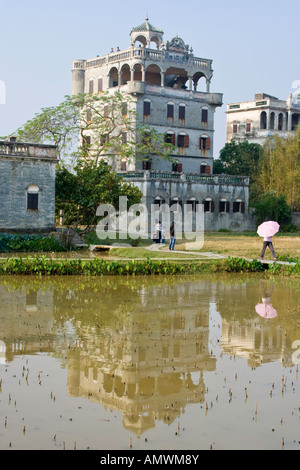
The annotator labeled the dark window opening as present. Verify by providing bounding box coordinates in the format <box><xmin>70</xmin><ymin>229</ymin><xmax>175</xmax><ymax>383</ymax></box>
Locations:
<box><xmin>27</xmin><ymin>193</ymin><xmax>39</xmax><ymax>211</ymax></box>
<box><xmin>178</xmin><ymin>105</ymin><xmax>185</xmax><ymax>120</ymax></box>
<box><xmin>98</xmin><ymin>78</ymin><xmax>103</xmax><ymax>92</ymax></box>
<box><xmin>89</xmin><ymin>80</ymin><xmax>94</xmax><ymax>93</ymax></box>
<box><xmin>246</xmin><ymin>122</ymin><xmax>251</xmax><ymax>133</ymax></box>
<box><xmin>186</xmin><ymin>200</ymin><xmax>198</xmax><ymax>212</ymax></box>
<box><xmin>177</xmin><ymin>134</ymin><xmax>189</xmax><ymax>148</ymax></box>
<box><xmin>233</xmin><ymin>201</ymin><xmax>245</xmax><ymax>213</ymax></box>
<box><xmin>199</xmin><ymin>137</ymin><xmax>210</xmax><ymax>150</ymax></box>
<box><xmin>122</xmin><ymin>132</ymin><xmax>127</xmax><ymax>144</ymax></box>
<box><xmin>203</xmin><ymin>199</ymin><xmax>214</xmax><ymax>213</ymax></box>
<box><xmin>142</xmin><ymin>160</ymin><xmax>151</xmax><ymax>170</ymax></box>
<box><xmin>165</xmin><ymin>132</ymin><xmax>175</xmax><ymax>145</ymax></box>
<box><xmin>233</xmin><ymin>123</ymin><xmax>238</xmax><ymax>134</ymax></box>
<box><xmin>143</xmin><ymin>101</ymin><xmax>151</xmax><ymax>116</ymax></box>
<box><xmin>120</xmin><ymin>161</ymin><xmax>127</xmax><ymax>171</ymax></box>
<box><xmin>172</xmin><ymin>162</ymin><xmax>182</xmax><ymax>172</ymax></box>
<box><xmin>200</xmin><ymin>165</ymin><xmax>210</xmax><ymax>174</ymax></box>
<box><xmin>219</xmin><ymin>200</ymin><xmax>230</xmax><ymax>213</ymax></box>
<box><xmin>167</xmin><ymin>104</ymin><xmax>174</xmax><ymax>118</ymax></box>
<box><xmin>201</xmin><ymin>109</ymin><xmax>208</xmax><ymax>123</ymax></box>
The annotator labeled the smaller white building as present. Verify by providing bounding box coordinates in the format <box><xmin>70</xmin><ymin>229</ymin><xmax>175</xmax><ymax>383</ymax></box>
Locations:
<box><xmin>226</xmin><ymin>92</ymin><xmax>300</xmax><ymax>145</ymax></box>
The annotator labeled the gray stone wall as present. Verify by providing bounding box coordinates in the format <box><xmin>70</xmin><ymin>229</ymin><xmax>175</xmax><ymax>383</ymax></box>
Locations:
<box><xmin>0</xmin><ymin>154</ymin><xmax>57</xmax><ymax>232</ymax></box>
<box><xmin>120</xmin><ymin>172</ymin><xmax>256</xmax><ymax>232</ymax></box>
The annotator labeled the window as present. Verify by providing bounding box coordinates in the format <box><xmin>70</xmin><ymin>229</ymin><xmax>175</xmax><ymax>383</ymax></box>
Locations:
<box><xmin>201</xmin><ymin>108</ymin><xmax>208</xmax><ymax>123</ymax></box>
<box><xmin>120</xmin><ymin>160</ymin><xmax>127</xmax><ymax>171</ymax></box>
<box><xmin>200</xmin><ymin>164</ymin><xmax>210</xmax><ymax>174</ymax></box>
<box><xmin>233</xmin><ymin>200</ymin><xmax>245</xmax><ymax>213</ymax></box>
<box><xmin>83</xmin><ymin>135</ymin><xmax>91</xmax><ymax>147</ymax></box>
<box><xmin>219</xmin><ymin>199</ymin><xmax>230</xmax><ymax>213</ymax></box>
<box><xmin>98</xmin><ymin>77</ymin><xmax>103</xmax><ymax>92</ymax></box>
<box><xmin>172</xmin><ymin>162</ymin><xmax>182</xmax><ymax>172</ymax></box>
<box><xmin>233</xmin><ymin>123</ymin><xmax>238</xmax><ymax>134</ymax></box>
<box><xmin>199</xmin><ymin>135</ymin><xmax>210</xmax><ymax>151</ymax></box>
<box><xmin>278</xmin><ymin>113</ymin><xmax>283</xmax><ymax>131</ymax></box>
<box><xmin>177</xmin><ymin>133</ymin><xmax>189</xmax><ymax>148</ymax></box>
<box><xmin>121</xmin><ymin>102</ymin><xmax>128</xmax><ymax>117</ymax></box>
<box><xmin>27</xmin><ymin>185</ymin><xmax>39</xmax><ymax>211</ymax></box>
<box><xmin>142</xmin><ymin>160</ymin><xmax>151</xmax><ymax>170</ymax></box>
<box><xmin>100</xmin><ymin>134</ymin><xmax>109</xmax><ymax>146</ymax></box>
<box><xmin>178</xmin><ymin>105</ymin><xmax>185</xmax><ymax>121</ymax></box>
<box><xmin>121</xmin><ymin>132</ymin><xmax>127</xmax><ymax>144</ymax></box>
<box><xmin>186</xmin><ymin>199</ymin><xmax>198</xmax><ymax>212</ymax></box>
<box><xmin>89</xmin><ymin>79</ymin><xmax>94</xmax><ymax>94</ymax></box>
<box><xmin>153</xmin><ymin>197</ymin><xmax>165</xmax><ymax>208</ymax></box>
<box><xmin>203</xmin><ymin>198</ymin><xmax>214</xmax><ymax>213</ymax></box>
<box><xmin>260</xmin><ymin>111</ymin><xmax>267</xmax><ymax>130</ymax></box>
<box><xmin>165</xmin><ymin>131</ymin><xmax>175</xmax><ymax>145</ymax></box>
<box><xmin>246</xmin><ymin>121</ymin><xmax>251</xmax><ymax>133</ymax></box>
<box><xmin>143</xmin><ymin>100</ymin><xmax>151</xmax><ymax>116</ymax></box>
<box><xmin>167</xmin><ymin>103</ymin><xmax>174</xmax><ymax>119</ymax></box>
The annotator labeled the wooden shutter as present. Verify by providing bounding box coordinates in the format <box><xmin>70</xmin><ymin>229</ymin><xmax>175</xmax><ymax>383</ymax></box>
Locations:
<box><xmin>172</xmin><ymin>133</ymin><xmax>176</xmax><ymax>146</ymax></box>
<box><xmin>241</xmin><ymin>202</ymin><xmax>245</xmax><ymax>213</ymax></box>
<box><xmin>178</xmin><ymin>163</ymin><xmax>182</xmax><ymax>173</ymax></box>
<box><xmin>201</xmin><ymin>109</ymin><xmax>208</xmax><ymax>122</ymax></box>
<box><xmin>206</xmin><ymin>138</ymin><xmax>211</xmax><ymax>150</ymax></box>
<box><xmin>205</xmin><ymin>165</ymin><xmax>210</xmax><ymax>174</ymax></box>
<box><xmin>89</xmin><ymin>80</ymin><xmax>94</xmax><ymax>93</ymax></box>
<box><xmin>179</xmin><ymin>106</ymin><xmax>185</xmax><ymax>120</ymax></box>
<box><xmin>167</xmin><ymin>104</ymin><xmax>174</xmax><ymax>118</ymax></box>
<box><xmin>98</xmin><ymin>78</ymin><xmax>103</xmax><ymax>92</ymax></box>
<box><xmin>185</xmin><ymin>135</ymin><xmax>189</xmax><ymax>147</ymax></box>
<box><xmin>27</xmin><ymin>193</ymin><xmax>38</xmax><ymax>211</ymax></box>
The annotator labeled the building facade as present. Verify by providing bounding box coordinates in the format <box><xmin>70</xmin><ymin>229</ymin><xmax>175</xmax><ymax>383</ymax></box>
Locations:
<box><xmin>72</xmin><ymin>17</ymin><xmax>223</xmax><ymax>175</ymax></box>
<box><xmin>72</xmin><ymin>19</ymin><xmax>255</xmax><ymax>232</ymax></box>
<box><xmin>226</xmin><ymin>92</ymin><xmax>300</xmax><ymax>145</ymax></box>
<box><xmin>0</xmin><ymin>138</ymin><xmax>57</xmax><ymax>232</ymax></box>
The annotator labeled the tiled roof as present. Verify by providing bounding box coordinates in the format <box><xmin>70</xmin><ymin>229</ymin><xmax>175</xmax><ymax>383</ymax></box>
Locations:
<box><xmin>131</xmin><ymin>18</ymin><xmax>163</xmax><ymax>33</ymax></box>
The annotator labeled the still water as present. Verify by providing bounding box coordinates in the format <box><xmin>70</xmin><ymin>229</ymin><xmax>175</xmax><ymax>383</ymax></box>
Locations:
<box><xmin>0</xmin><ymin>274</ymin><xmax>299</xmax><ymax>450</ymax></box>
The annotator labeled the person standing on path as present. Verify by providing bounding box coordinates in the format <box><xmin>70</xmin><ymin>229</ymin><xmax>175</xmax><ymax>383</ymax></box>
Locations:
<box><xmin>260</xmin><ymin>236</ymin><xmax>278</xmax><ymax>261</ymax></box>
<box><xmin>169</xmin><ymin>222</ymin><xmax>175</xmax><ymax>251</ymax></box>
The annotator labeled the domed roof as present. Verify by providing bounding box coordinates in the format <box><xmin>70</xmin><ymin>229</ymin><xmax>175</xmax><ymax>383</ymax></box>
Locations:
<box><xmin>131</xmin><ymin>17</ymin><xmax>163</xmax><ymax>34</ymax></box>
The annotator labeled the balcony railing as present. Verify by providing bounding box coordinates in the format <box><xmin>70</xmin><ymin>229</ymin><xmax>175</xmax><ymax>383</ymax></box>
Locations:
<box><xmin>0</xmin><ymin>141</ymin><xmax>57</xmax><ymax>160</ymax></box>
<box><xmin>118</xmin><ymin>170</ymin><xmax>249</xmax><ymax>185</ymax></box>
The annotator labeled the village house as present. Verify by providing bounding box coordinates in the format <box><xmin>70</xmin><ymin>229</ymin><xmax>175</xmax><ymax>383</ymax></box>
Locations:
<box><xmin>0</xmin><ymin>137</ymin><xmax>57</xmax><ymax>232</ymax></box>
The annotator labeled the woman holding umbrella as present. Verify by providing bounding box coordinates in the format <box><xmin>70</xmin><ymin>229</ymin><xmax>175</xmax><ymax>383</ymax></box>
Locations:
<box><xmin>257</xmin><ymin>221</ymin><xmax>279</xmax><ymax>261</ymax></box>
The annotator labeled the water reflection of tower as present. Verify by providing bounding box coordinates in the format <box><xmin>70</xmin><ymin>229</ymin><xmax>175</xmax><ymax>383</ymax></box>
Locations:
<box><xmin>67</xmin><ymin>281</ymin><xmax>216</xmax><ymax>435</ymax></box>
<box><xmin>0</xmin><ymin>284</ymin><xmax>54</xmax><ymax>362</ymax></box>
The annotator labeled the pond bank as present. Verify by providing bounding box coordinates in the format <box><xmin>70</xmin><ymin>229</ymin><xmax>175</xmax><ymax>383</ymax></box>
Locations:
<box><xmin>0</xmin><ymin>255</ymin><xmax>299</xmax><ymax>277</ymax></box>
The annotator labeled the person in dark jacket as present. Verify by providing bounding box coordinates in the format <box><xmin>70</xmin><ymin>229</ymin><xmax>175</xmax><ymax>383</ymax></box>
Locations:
<box><xmin>169</xmin><ymin>222</ymin><xmax>175</xmax><ymax>251</ymax></box>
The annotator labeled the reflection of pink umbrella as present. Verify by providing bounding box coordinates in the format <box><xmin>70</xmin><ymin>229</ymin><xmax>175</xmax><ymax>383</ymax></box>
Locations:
<box><xmin>255</xmin><ymin>302</ymin><xmax>277</xmax><ymax>319</ymax></box>
<box><xmin>257</xmin><ymin>221</ymin><xmax>280</xmax><ymax>238</ymax></box>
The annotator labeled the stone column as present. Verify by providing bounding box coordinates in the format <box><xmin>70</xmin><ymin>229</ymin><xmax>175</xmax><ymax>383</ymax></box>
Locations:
<box><xmin>161</xmin><ymin>71</ymin><xmax>165</xmax><ymax>87</ymax></box>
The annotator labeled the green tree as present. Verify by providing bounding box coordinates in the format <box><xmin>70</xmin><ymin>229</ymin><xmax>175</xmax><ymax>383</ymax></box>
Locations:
<box><xmin>219</xmin><ymin>140</ymin><xmax>263</xmax><ymax>180</ymax></box>
<box><xmin>55</xmin><ymin>160</ymin><xmax>142</xmax><ymax>230</ymax></box>
<box><xmin>8</xmin><ymin>92</ymin><xmax>175</xmax><ymax>167</ymax></box>
<box><xmin>251</xmin><ymin>191</ymin><xmax>292</xmax><ymax>227</ymax></box>
<box><xmin>258</xmin><ymin>128</ymin><xmax>300</xmax><ymax>210</ymax></box>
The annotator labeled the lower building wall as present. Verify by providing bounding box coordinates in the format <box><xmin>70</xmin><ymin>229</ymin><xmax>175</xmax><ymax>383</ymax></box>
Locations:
<box><xmin>122</xmin><ymin>175</ymin><xmax>256</xmax><ymax>233</ymax></box>
<box><xmin>0</xmin><ymin>158</ymin><xmax>57</xmax><ymax>231</ymax></box>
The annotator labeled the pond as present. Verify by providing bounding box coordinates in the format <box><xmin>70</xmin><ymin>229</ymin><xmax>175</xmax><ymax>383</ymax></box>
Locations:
<box><xmin>0</xmin><ymin>274</ymin><xmax>299</xmax><ymax>450</ymax></box>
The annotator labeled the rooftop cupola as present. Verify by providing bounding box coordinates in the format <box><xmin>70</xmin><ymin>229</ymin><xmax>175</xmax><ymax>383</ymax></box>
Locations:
<box><xmin>130</xmin><ymin>17</ymin><xmax>164</xmax><ymax>49</ymax></box>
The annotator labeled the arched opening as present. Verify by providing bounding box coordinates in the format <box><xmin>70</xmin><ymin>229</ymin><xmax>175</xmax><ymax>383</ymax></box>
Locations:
<box><xmin>120</xmin><ymin>64</ymin><xmax>130</xmax><ymax>85</ymax></box>
<box><xmin>133</xmin><ymin>63</ymin><xmax>143</xmax><ymax>81</ymax></box>
<box><xmin>203</xmin><ymin>198</ymin><xmax>214</xmax><ymax>213</ymax></box>
<box><xmin>149</xmin><ymin>35</ymin><xmax>162</xmax><ymax>49</ymax></box>
<box><xmin>193</xmin><ymin>72</ymin><xmax>207</xmax><ymax>92</ymax></box>
<box><xmin>260</xmin><ymin>111</ymin><xmax>267</xmax><ymax>130</ymax></box>
<box><xmin>278</xmin><ymin>113</ymin><xmax>283</xmax><ymax>131</ymax></box>
<box><xmin>270</xmin><ymin>112</ymin><xmax>275</xmax><ymax>130</ymax></box>
<box><xmin>145</xmin><ymin>64</ymin><xmax>161</xmax><ymax>86</ymax></box>
<box><xmin>164</xmin><ymin>67</ymin><xmax>188</xmax><ymax>89</ymax></box>
<box><xmin>133</xmin><ymin>35</ymin><xmax>147</xmax><ymax>48</ymax></box>
<box><xmin>109</xmin><ymin>67</ymin><xmax>119</xmax><ymax>88</ymax></box>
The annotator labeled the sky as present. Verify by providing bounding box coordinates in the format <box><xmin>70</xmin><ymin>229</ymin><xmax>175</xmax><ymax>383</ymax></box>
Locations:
<box><xmin>0</xmin><ymin>0</ymin><xmax>299</xmax><ymax>157</ymax></box>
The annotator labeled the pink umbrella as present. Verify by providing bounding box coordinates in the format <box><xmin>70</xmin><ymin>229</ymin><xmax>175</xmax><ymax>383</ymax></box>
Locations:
<box><xmin>255</xmin><ymin>302</ymin><xmax>277</xmax><ymax>319</ymax></box>
<box><xmin>257</xmin><ymin>221</ymin><xmax>280</xmax><ymax>238</ymax></box>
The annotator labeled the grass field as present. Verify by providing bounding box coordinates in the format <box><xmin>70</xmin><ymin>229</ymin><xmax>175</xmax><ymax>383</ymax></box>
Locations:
<box><xmin>85</xmin><ymin>231</ymin><xmax>300</xmax><ymax>262</ymax></box>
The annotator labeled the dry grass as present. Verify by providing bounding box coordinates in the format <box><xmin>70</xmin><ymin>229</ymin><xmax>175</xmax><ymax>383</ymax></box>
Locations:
<box><xmin>176</xmin><ymin>232</ymin><xmax>300</xmax><ymax>261</ymax></box>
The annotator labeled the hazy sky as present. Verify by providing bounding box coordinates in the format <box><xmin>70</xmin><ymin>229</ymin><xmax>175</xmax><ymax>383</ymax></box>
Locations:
<box><xmin>0</xmin><ymin>0</ymin><xmax>299</xmax><ymax>157</ymax></box>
